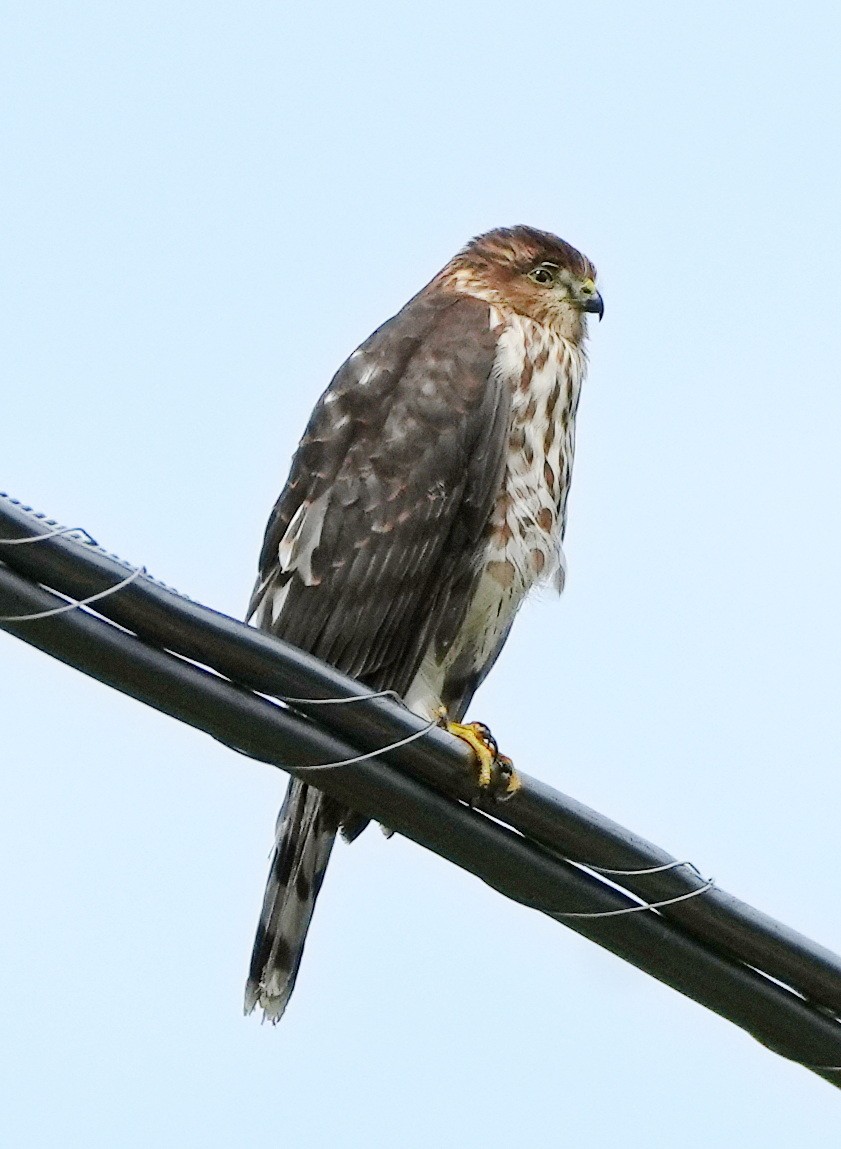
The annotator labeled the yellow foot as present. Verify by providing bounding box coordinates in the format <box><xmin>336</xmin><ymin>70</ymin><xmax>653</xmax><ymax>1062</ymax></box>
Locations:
<box><xmin>436</xmin><ymin>709</ymin><xmax>522</xmax><ymax>800</ymax></box>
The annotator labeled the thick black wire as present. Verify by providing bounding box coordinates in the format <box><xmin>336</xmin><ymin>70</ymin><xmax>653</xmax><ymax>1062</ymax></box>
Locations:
<box><xmin>1</xmin><ymin>563</ymin><xmax>841</xmax><ymax>1085</ymax></box>
<box><xmin>2</xmin><ymin>491</ymin><xmax>841</xmax><ymax>1021</ymax></box>
<box><xmin>1</xmin><ymin>489</ymin><xmax>841</xmax><ymax>1080</ymax></box>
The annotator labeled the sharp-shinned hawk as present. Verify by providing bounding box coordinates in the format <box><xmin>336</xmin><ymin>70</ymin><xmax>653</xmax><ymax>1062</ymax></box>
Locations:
<box><xmin>244</xmin><ymin>226</ymin><xmax>602</xmax><ymax>1021</ymax></box>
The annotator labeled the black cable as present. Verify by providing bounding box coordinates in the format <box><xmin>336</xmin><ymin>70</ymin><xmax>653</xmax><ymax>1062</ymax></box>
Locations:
<box><xmin>2</xmin><ymin>491</ymin><xmax>840</xmax><ymax>1019</ymax></box>
<box><xmin>1</xmin><ymin>495</ymin><xmax>841</xmax><ymax>1086</ymax></box>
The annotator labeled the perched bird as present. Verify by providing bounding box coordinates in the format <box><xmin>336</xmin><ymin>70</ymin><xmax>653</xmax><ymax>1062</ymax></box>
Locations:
<box><xmin>244</xmin><ymin>225</ymin><xmax>602</xmax><ymax>1021</ymax></box>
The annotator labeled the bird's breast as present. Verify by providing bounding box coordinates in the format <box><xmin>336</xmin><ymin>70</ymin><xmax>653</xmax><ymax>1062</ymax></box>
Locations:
<box><xmin>429</xmin><ymin>312</ymin><xmax>587</xmax><ymax>687</ymax></box>
<box><xmin>482</xmin><ymin>310</ymin><xmax>586</xmax><ymax>604</ymax></box>
<box><xmin>405</xmin><ymin>309</ymin><xmax>589</xmax><ymax>721</ymax></box>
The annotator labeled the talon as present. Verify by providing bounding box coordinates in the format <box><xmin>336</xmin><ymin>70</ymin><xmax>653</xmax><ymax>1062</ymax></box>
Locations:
<box><xmin>437</xmin><ymin>708</ymin><xmax>521</xmax><ymax>799</ymax></box>
<box><xmin>494</xmin><ymin>753</ymin><xmax>522</xmax><ymax>800</ymax></box>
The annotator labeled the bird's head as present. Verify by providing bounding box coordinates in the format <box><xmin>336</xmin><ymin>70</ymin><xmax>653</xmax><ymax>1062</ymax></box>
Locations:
<box><xmin>441</xmin><ymin>225</ymin><xmax>602</xmax><ymax>342</ymax></box>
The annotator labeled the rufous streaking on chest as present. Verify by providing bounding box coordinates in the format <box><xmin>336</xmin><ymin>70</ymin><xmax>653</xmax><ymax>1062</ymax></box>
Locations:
<box><xmin>404</xmin><ymin>300</ymin><xmax>590</xmax><ymax>721</ymax></box>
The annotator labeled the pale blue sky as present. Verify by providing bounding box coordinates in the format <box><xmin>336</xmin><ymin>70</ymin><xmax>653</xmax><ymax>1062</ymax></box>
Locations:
<box><xmin>2</xmin><ymin>3</ymin><xmax>841</xmax><ymax>1144</ymax></box>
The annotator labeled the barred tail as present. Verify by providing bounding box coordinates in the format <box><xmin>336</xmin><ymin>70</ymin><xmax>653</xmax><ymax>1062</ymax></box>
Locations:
<box><xmin>245</xmin><ymin>779</ymin><xmax>342</xmax><ymax>1023</ymax></box>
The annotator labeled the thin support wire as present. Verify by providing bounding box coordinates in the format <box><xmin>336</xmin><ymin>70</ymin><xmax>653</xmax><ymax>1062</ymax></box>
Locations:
<box><xmin>547</xmin><ymin>878</ymin><xmax>716</xmax><ymax>920</ymax></box>
<box><xmin>227</xmin><ymin>717</ymin><xmax>440</xmax><ymax>774</ymax></box>
<box><xmin>293</xmin><ymin>717</ymin><xmax>440</xmax><ymax>770</ymax></box>
<box><xmin>0</xmin><ymin>565</ymin><xmax>145</xmax><ymax>622</ymax></box>
<box><xmin>278</xmin><ymin>688</ymin><xmax>404</xmax><ymax>706</ymax></box>
<box><xmin>582</xmin><ymin>859</ymin><xmax>704</xmax><ymax>878</ymax></box>
<box><xmin>0</xmin><ymin>524</ymin><xmax>96</xmax><ymax>546</ymax></box>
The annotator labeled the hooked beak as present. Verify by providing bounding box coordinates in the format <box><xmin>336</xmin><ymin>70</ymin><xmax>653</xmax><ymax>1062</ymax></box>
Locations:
<box><xmin>583</xmin><ymin>290</ymin><xmax>604</xmax><ymax>321</ymax></box>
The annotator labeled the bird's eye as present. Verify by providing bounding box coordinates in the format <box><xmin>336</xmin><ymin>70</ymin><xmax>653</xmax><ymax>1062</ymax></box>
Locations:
<box><xmin>528</xmin><ymin>265</ymin><xmax>556</xmax><ymax>286</ymax></box>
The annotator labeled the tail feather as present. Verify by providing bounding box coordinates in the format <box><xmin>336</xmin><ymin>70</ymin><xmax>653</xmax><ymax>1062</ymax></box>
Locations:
<box><xmin>245</xmin><ymin>779</ymin><xmax>342</xmax><ymax>1022</ymax></box>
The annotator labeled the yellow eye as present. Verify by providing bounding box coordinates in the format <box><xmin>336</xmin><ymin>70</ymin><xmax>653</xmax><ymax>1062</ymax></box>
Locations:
<box><xmin>528</xmin><ymin>264</ymin><xmax>556</xmax><ymax>286</ymax></box>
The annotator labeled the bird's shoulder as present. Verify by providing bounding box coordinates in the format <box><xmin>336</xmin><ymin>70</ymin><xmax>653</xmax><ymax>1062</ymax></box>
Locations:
<box><xmin>329</xmin><ymin>288</ymin><xmax>499</xmax><ymax>410</ymax></box>
<box><xmin>255</xmin><ymin>291</ymin><xmax>501</xmax><ymax>579</ymax></box>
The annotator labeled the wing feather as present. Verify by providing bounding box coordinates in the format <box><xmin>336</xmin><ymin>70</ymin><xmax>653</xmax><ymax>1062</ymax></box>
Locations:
<box><xmin>249</xmin><ymin>291</ymin><xmax>510</xmax><ymax>699</ymax></box>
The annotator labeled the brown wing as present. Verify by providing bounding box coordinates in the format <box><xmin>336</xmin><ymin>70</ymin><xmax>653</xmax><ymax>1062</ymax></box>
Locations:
<box><xmin>249</xmin><ymin>291</ymin><xmax>510</xmax><ymax>698</ymax></box>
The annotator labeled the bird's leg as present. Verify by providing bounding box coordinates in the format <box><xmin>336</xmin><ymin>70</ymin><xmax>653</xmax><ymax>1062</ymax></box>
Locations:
<box><xmin>436</xmin><ymin>708</ymin><xmax>521</xmax><ymax>800</ymax></box>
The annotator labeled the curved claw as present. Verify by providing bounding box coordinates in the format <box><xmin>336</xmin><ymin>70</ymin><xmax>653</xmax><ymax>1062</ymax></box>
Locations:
<box><xmin>437</xmin><ymin>710</ymin><xmax>521</xmax><ymax>799</ymax></box>
<box><xmin>493</xmin><ymin>752</ymin><xmax>522</xmax><ymax>800</ymax></box>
